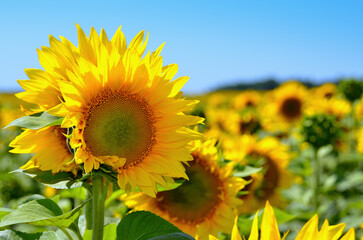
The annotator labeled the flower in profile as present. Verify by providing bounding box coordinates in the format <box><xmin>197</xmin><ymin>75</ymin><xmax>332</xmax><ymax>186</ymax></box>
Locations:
<box><xmin>10</xmin><ymin>126</ymin><xmax>79</xmax><ymax>175</ymax></box>
<box><xmin>11</xmin><ymin>25</ymin><xmax>203</xmax><ymax>196</ymax></box>
<box><xmin>231</xmin><ymin>201</ymin><xmax>356</xmax><ymax>240</ymax></box>
<box><xmin>123</xmin><ymin>139</ymin><xmax>246</xmax><ymax>239</ymax></box>
<box><xmin>223</xmin><ymin>135</ymin><xmax>291</xmax><ymax>213</ymax></box>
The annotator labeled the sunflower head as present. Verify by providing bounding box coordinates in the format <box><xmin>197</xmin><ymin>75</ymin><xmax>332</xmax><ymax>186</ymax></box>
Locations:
<box><xmin>314</xmin><ymin>83</ymin><xmax>337</xmax><ymax>99</ymax></box>
<box><xmin>11</xmin><ymin>25</ymin><xmax>203</xmax><ymax>196</ymax></box>
<box><xmin>223</xmin><ymin>135</ymin><xmax>292</xmax><ymax>213</ymax></box>
<box><xmin>123</xmin><ymin>139</ymin><xmax>246</xmax><ymax>239</ymax></box>
<box><xmin>274</xmin><ymin>81</ymin><xmax>307</xmax><ymax>122</ymax></box>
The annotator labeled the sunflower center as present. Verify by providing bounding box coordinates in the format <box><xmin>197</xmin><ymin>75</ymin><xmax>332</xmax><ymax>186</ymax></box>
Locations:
<box><xmin>256</xmin><ymin>157</ymin><xmax>279</xmax><ymax>199</ymax></box>
<box><xmin>280</xmin><ymin>97</ymin><xmax>302</xmax><ymax>120</ymax></box>
<box><xmin>156</xmin><ymin>162</ymin><xmax>222</xmax><ymax>223</ymax></box>
<box><xmin>83</xmin><ymin>91</ymin><xmax>156</xmax><ymax>166</ymax></box>
<box><xmin>52</xmin><ymin>126</ymin><xmax>69</xmax><ymax>151</ymax></box>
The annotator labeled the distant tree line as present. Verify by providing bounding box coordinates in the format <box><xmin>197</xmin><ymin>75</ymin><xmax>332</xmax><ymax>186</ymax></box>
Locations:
<box><xmin>213</xmin><ymin>78</ymin><xmax>362</xmax><ymax>91</ymax></box>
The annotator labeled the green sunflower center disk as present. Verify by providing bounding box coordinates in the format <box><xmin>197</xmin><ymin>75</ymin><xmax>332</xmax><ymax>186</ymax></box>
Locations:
<box><xmin>83</xmin><ymin>92</ymin><xmax>155</xmax><ymax>165</ymax></box>
<box><xmin>156</xmin><ymin>164</ymin><xmax>221</xmax><ymax>222</ymax></box>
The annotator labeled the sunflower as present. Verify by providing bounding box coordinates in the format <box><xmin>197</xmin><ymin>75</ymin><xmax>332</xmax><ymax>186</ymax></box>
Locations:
<box><xmin>224</xmin><ymin>111</ymin><xmax>261</xmax><ymax>135</ymax></box>
<box><xmin>29</xmin><ymin>25</ymin><xmax>203</xmax><ymax>197</ymax></box>
<box><xmin>307</xmin><ymin>97</ymin><xmax>351</xmax><ymax>120</ymax></box>
<box><xmin>232</xmin><ymin>201</ymin><xmax>356</xmax><ymax>240</ymax></box>
<box><xmin>313</xmin><ymin>83</ymin><xmax>337</xmax><ymax>99</ymax></box>
<box><xmin>261</xmin><ymin>81</ymin><xmax>307</xmax><ymax>132</ymax></box>
<box><xmin>357</xmin><ymin>127</ymin><xmax>363</xmax><ymax>154</ymax></box>
<box><xmin>123</xmin><ymin>139</ymin><xmax>246</xmax><ymax>239</ymax></box>
<box><xmin>354</xmin><ymin>97</ymin><xmax>363</xmax><ymax>120</ymax></box>
<box><xmin>223</xmin><ymin>135</ymin><xmax>291</xmax><ymax>213</ymax></box>
<box><xmin>9</xmin><ymin>126</ymin><xmax>79</xmax><ymax>175</ymax></box>
<box><xmin>233</xmin><ymin>90</ymin><xmax>261</xmax><ymax>110</ymax></box>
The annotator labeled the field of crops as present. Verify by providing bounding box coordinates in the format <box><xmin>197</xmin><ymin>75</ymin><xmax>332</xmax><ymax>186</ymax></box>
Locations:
<box><xmin>0</xmin><ymin>79</ymin><xmax>362</xmax><ymax>240</ymax></box>
<box><xmin>0</xmin><ymin>25</ymin><xmax>362</xmax><ymax>240</ymax></box>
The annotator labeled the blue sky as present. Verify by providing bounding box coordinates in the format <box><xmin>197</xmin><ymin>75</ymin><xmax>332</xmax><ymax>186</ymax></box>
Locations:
<box><xmin>1</xmin><ymin>0</ymin><xmax>363</xmax><ymax>94</ymax></box>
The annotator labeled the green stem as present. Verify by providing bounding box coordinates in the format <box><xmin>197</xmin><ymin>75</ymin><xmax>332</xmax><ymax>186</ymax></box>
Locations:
<box><xmin>313</xmin><ymin>148</ymin><xmax>320</xmax><ymax>212</ymax></box>
<box><xmin>60</xmin><ymin>227</ymin><xmax>74</xmax><ymax>240</ymax></box>
<box><xmin>70</xmin><ymin>227</ymin><xmax>84</xmax><ymax>240</ymax></box>
<box><xmin>92</xmin><ymin>174</ymin><xmax>105</xmax><ymax>240</ymax></box>
<box><xmin>85</xmin><ymin>191</ymin><xmax>93</xmax><ymax>230</ymax></box>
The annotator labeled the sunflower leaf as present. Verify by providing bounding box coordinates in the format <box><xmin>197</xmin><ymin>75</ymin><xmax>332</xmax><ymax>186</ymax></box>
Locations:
<box><xmin>116</xmin><ymin>211</ymin><xmax>194</xmax><ymax>240</ymax></box>
<box><xmin>148</xmin><ymin>233</ymin><xmax>195</xmax><ymax>240</ymax></box>
<box><xmin>0</xmin><ymin>229</ymin><xmax>59</xmax><ymax>240</ymax></box>
<box><xmin>12</xmin><ymin>168</ymin><xmax>79</xmax><ymax>189</ymax></box>
<box><xmin>0</xmin><ymin>198</ymin><xmax>88</xmax><ymax>229</ymax></box>
<box><xmin>233</xmin><ymin>165</ymin><xmax>262</xmax><ymax>177</ymax></box>
<box><xmin>156</xmin><ymin>179</ymin><xmax>185</xmax><ymax>192</ymax></box>
<box><xmin>5</xmin><ymin>111</ymin><xmax>63</xmax><ymax>130</ymax></box>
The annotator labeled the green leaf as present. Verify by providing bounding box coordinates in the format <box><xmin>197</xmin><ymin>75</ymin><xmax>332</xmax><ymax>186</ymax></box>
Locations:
<box><xmin>0</xmin><ymin>198</ymin><xmax>88</xmax><ymax>229</ymax></box>
<box><xmin>0</xmin><ymin>199</ymin><xmax>62</xmax><ymax>227</ymax></box>
<box><xmin>156</xmin><ymin>179</ymin><xmax>185</xmax><ymax>192</ymax></box>
<box><xmin>5</xmin><ymin>112</ymin><xmax>63</xmax><ymax>130</ymax></box>
<box><xmin>148</xmin><ymin>233</ymin><xmax>195</xmax><ymax>240</ymax></box>
<box><xmin>83</xmin><ymin>223</ymin><xmax>117</xmax><ymax>240</ymax></box>
<box><xmin>272</xmin><ymin>207</ymin><xmax>296</xmax><ymax>224</ymax></box>
<box><xmin>12</xmin><ymin>168</ymin><xmax>77</xmax><ymax>189</ymax></box>
<box><xmin>234</xmin><ymin>165</ymin><xmax>262</xmax><ymax>178</ymax></box>
<box><xmin>0</xmin><ymin>208</ymin><xmax>12</xmax><ymax>222</ymax></box>
<box><xmin>105</xmin><ymin>189</ymin><xmax>125</xmax><ymax>207</ymax></box>
<box><xmin>103</xmin><ymin>223</ymin><xmax>117</xmax><ymax>240</ymax></box>
<box><xmin>0</xmin><ymin>229</ymin><xmax>59</xmax><ymax>240</ymax></box>
<box><xmin>117</xmin><ymin>211</ymin><xmax>191</xmax><ymax>240</ymax></box>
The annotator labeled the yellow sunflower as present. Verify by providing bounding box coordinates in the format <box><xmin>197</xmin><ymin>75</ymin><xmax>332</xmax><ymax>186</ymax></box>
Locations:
<box><xmin>357</xmin><ymin>127</ymin><xmax>363</xmax><ymax>154</ymax></box>
<box><xmin>232</xmin><ymin>201</ymin><xmax>356</xmax><ymax>240</ymax></box>
<box><xmin>123</xmin><ymin>139</ymin><xmax>246</xmax><ymax>239</ymax></box>
<box><xmin>233</xmin><ymin>90</ymin><xmax>261</xmax><ymax>110</ymax></box>
<box><xmin>313</xmin><ymin>83</ymin><xmax>337</xmax><ymax>99</ymax></box>
<box><xmin>31</xmin><ymin>25</ymin><xmax>203</xmax><ymax>196</ymax></box>
<box><xmin>9</xmin><ymin>126</ymin><xmax>79</xmax><ymax>175</ymax></box>
<box><xmin>223</xmin><ymin>135</ymin><xmax>292</xmax><ymax>213</ymax></box>
<box><xmin>224</xmin><ymin>111</ymin><xmax>261</xmax><ymax>135</ymax></box>
<box><xmin>354</xmin><ymin>97</ymin><xmax>363</xmax><ymax>120</ymax></box>
<box><xmin>261</xmin><ymin>81</ymin><xmax>307</xmax><ymax>132</ymax></box>
<box><xmin>307</xmin><ymin>97</ymin><xmax>352</xmax><ymax>120</ymax></box>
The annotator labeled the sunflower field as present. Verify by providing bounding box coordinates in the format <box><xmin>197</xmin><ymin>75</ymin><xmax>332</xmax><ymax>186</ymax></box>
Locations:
<box><xmin>0</xmin><ymin>26</ymin><xmax>362</xmax><ymax>240</ymax></box>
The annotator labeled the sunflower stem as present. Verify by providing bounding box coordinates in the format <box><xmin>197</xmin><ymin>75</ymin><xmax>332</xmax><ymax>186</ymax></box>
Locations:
<box><xmin>85</xmin><ymin>191</ymin><xmax>93</xmax><ymax>230</ymax></box>
<box><xmin>313</xmin><ymin>148</ymin><xmax>320</xmax><ymax>212</ymax></box>
<box><xmin>92</xmin><ymin>174</ymin><xmax>105</xmax><ymax>240</ymax></box>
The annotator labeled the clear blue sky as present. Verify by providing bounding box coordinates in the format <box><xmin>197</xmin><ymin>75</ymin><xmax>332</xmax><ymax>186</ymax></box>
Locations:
<box><xmin>1</xmin><ymin>0</ymin><xmax>363</xmax><ymax>94</ymax></box>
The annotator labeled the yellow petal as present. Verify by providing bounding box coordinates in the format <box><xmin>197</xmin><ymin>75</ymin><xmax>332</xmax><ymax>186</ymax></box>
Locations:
<box><xmin>295</xmin><ymin>215</ymin><xmax>319</xmax><ymax>240</ymax></box>
<box><xmin>261</xmin><ymin>201</ymin><xmax>280</xmax><ymax>240</ymax></box>
<box><xmin>340</xmin><ymin>227</ymin><xmax>355</xmax><ymax>240</ymax></box>
<box><xmin>231</xmin><ymin>216</ymin><xmax>242</xmax><ymax>240</ymax></box>
<box><xmin>248</xmin><ymin>210</ymin><xmax>260</xmax><ymax>240</ymax></box>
